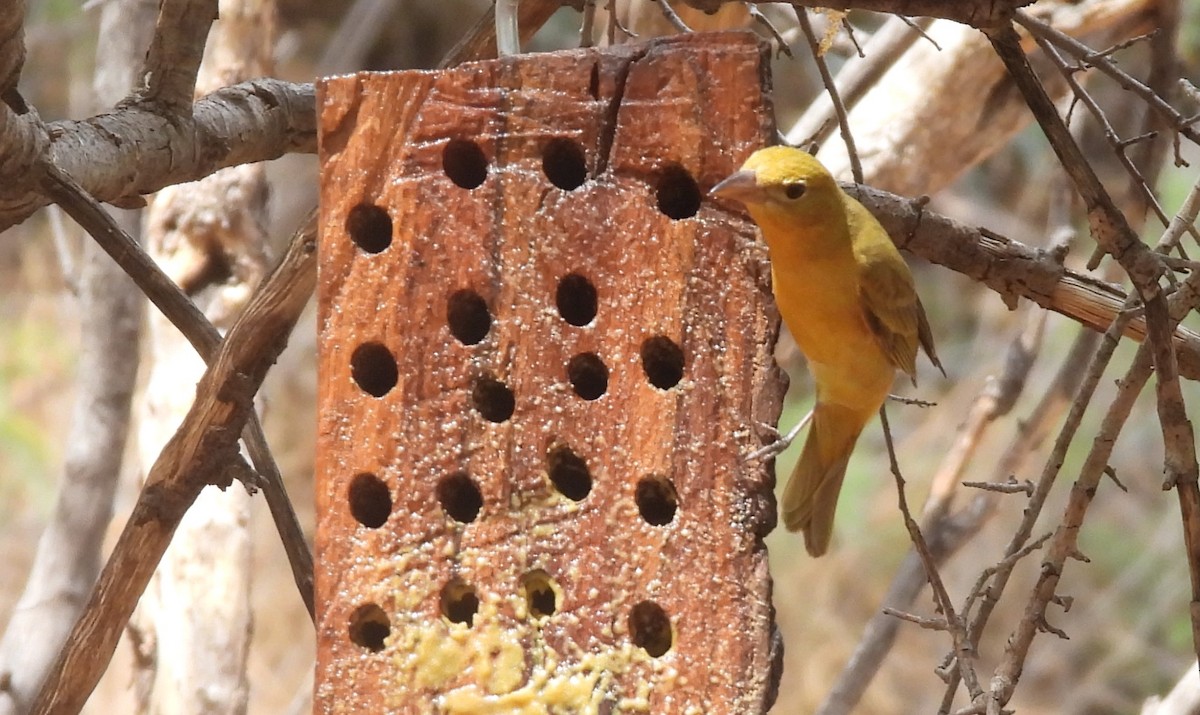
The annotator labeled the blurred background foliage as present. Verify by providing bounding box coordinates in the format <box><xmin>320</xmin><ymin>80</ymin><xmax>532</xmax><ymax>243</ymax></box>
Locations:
<box><xmin>3</xmin><ymin>0</ymin><xmax>1200</xmax><ymax>713</ymax></box>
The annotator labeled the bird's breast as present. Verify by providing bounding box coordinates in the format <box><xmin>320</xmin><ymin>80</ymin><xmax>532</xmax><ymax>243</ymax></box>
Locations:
<box><xmin>770</xmin><ymin>258</ymin><xmax>895</xmax><ymax>410</ymax></box>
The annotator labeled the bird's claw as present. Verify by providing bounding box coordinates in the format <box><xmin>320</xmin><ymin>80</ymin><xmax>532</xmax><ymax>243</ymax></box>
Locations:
<box><xmin>744</xmin><ymin>411</ymin><xmax>813</xmax><ymax>462</ymax></box>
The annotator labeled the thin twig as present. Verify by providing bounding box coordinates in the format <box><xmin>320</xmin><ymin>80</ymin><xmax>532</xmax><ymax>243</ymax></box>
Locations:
<box><xmin>842</xmin><ymin>15</ymin><xmax>865</xmax><ymax>58</ymax></box>
<box><xmin>898</xmin><ymin>15</ymin><xmax>940</xmax><ymax>50</ymax></box>
<box><xmin>747</xmin><ymin>5</ymin><xmax>793</xmax><ymax>58</ymax></box>
<box><xmin>879</xmin><ymin>407</ymin><xmax>983</xmax><ymax>701</ymax></box>
<box><xmin>785</xmin><ymin>15</ymin><xmax>930</xmax><ymax>152</ymax></box>
<box><xmin>881</xmin><ymin>608</ymin><xmax>949</xmax><ymax>631</ymax></box>
<box><xmin>819</xmin><ymin>306</ymin><xmax>1046</xmax><ymax>715</ymax></box>
<box><xmin>1017</xmin><ymin>12</ymin><xmax>1200</xmax><ymax>150</ymax></box>
<box><xmin>1029</xmin><ymin>30</ymin><xmax>1194</xmax><ymax>247</ymax></box>
<box><xmin>653</xmin><ymin>0</ymin><xmax>692</xmax><ymax>33</ymax></box>
<box><xmin>945</xmin><ymin>307</ymin><xmax>1132</xmax><ymax>706</ymax></box>
<box><xmin>579</xmin><ymin>0</ymin><xmax>596</xmax><ymax>47</ymax></box>
<box><xmin>796</xmin><ymin>7</ymin><xmax>862</xmax><ymax>182</ymax></box>
<box><xmin>961</xmin><ymin>478</ymin><xmax>1034</xmax><ymax>495</ymax></box>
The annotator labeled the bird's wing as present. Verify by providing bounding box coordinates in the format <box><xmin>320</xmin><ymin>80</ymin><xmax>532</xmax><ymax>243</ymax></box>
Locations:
<box><xmin>855</xmin><ymin>234</ymin><xmax>922</xmax><ymax>383</ymax></box>
<box><xmin>916</xmin><ymin>296</ymin><xmax>946</xmax><ymax>377</ymax></box>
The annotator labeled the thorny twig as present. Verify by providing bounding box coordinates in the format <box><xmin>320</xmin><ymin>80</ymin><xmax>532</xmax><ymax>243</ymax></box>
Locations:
<box><xmin>819</xmin><ymin>304</ymin><xmax>1048</xmax><ymax>715</ymax></box>
<box><xmin>1024</xmin><ymin>21</ymin><xmax>1200</xmax><ymax>251</ymax></box>
<box><xmin>879</xmin><ymin>407</ymin><xmax>983</xmax><ymax>701</ymax></box>
<box><xmin>1017</xmin><ymin>12</ymin><xmax>1200</xmax><ymax>154</ymax></box>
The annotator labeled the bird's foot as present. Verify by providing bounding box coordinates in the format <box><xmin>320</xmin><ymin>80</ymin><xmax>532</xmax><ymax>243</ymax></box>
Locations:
<box><xmin>745</xmin><ymin>410</ymin><xmax>813</xmax><ymax>462</ymax></box>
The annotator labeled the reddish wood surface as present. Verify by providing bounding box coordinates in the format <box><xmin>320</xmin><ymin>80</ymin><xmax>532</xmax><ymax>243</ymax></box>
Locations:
<box><xmin>315</xmin><ymin>32</ymin><xmax>784</xmax><ymax>714</ymax></box>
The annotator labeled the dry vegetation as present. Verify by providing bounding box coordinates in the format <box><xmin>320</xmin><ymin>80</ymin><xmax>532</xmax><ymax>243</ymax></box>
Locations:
<box><xmin>2</xmin><ymin>0</ymin><xmax>1200</xmax><ymax>713</ymax></box>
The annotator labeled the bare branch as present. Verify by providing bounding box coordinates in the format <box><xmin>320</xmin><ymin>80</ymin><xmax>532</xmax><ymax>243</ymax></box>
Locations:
<box><xmin>985</xmin><ymin>24</ymin><xmax>1166</xmax><ymax>288</ymax></box>
<box><xmin>962</xmin><ymin>478</ymin><xmax>1035</xmax><ymax>495</ymax></box>
<box><xmin>678</xmin><ymin>0</ymin><xmax>1034</xmax><ymax>27</ymax></box>
<box><xmin>880</xmin><ymin>407</ymin><xmax>983</xmax><ymax>701</ymax></box>
<box><xmin>845</xmin><ymin>185</ymin><xmax>1200</xmax><ymax>381</ymax></box>
<box><xmin>943</xmin><ymin>305</ymin><xmax>1133</xmax><ymax>706</ymax></box>
<box><xmin>0</xmin><ymin>0</ymin><xmax>25</xmax><ymax>109</ymax></box>
<box><xmin>1027</xmin><ymin>29</ymin><xmax>1195</xmax><ymax>250</ymax></box>
<box><xmin>0</xmin><ymin>78</ymin><xmax>317</xmax><ymax>231</ymax></box>
<box><xmin>0</xmin><ymin>2</ymin><xmax>154</xmax><ymax>708</ymax></box>
<box><xmin>989</xmin><ymin>340</ymin><xmax>1155</xmax><ymax>707</ymax></box>
<box><xmin>28</xmin><ymin>216</ymin><xmax>317</xmax><ymax>715</ymax></box>
<box><xmin>40</xmin><ymin>163</ymin><xmax>318</xmax><ymax>618</ymax></box>
<box><xmin>140</xmin><ymin>0</ymin><xmax>218</xmax><ymax>111</ymax></box>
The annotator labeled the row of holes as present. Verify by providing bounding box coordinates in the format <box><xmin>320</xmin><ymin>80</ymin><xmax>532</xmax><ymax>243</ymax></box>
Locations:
<box><xmin>342</xmin><ymin>140</ymin><xmax>687</xmax><ymax>667</ymax></box>
<box><xmin>343</xmin><ymin>138</ymin><xmax>704</xmax><ymax>256</ymax></box>
<box><xmin>443</xmin><ymin>137</ymin><xmax>703</xmax><ymax>218</ymax></box>
<box><xmin>350</xmin><ymin>335</ymin><xmax>684</xmax><ymax>406</ymax></box>
<box><xmin>347</xmin><ymin>453</ymin><xmax>679</xmax><ymax>528</ymax></box>
<box><xmin>448</xmin><ymin>272</ymin><xmax>597</xmax><ymax>346</ymax></box>
<box><xmin>348</xmin><ymin>581</ymin><xmax>673</xmax><ymax>658</ymax></box>
<box><xmin>349</xmin><ymin>268</ymin><xmax>684</xmax><ymax>402</ymax></box>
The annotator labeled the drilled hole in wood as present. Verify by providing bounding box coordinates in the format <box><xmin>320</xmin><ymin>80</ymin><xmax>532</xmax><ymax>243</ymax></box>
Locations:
<box><xmin>345</xmin><ymin>203</ymin><xmax>392</xmax><ymax>254</ymax></box>
<box><xmin>437</xmin><ymin>472</ymin><xmax>482</xmax><ymax>523</ymax></box>
<box><xmin>521</xmin><ymin>569</ymin><xmax>559</xmax><ymax>618</ymax></box>
<box><xmin>542</xmin><ymin>138</ymin><xmax>588</xmax><ymax>190</ymax></box>
<box><xmin>629</xmin><ymin>600</ymin><xmax>672</xmax><ymax>657</ymax></box>
<box><xmin>641</xmin><ymin>336</ymin><xmax>684</xmax><ymax>390</ymax></box>
<box><xmin>588</xmin><ymin>62</ymin><xmax>600</xmax><ymax>100</ymax></box>
<box><xmin>348</xmin><ymin>472</ymin><xmax>391</xmax><ymax>528</ymax></box>
<box><xmin>655</xmin><ymin>164</ymin><xmax>701</xmax><ymax>220</ymax></box>
<box><xmin>351</xmin><ymin>342</ymin><xmax>398</xmax><ymax>397</ymax></box>
<box><xmin>567</xmin><ymin>352</ymin><xmax>608</xmax><ymax>401</ymax></box>
<box><xmin>555</xmin><ymin>273</ymin><xmax>597</xmax><ymax>326</ymax></box>
<box><xmin>472</xmin><ymin>376</ymin><xmax>515</xmax><ymax>423</ymax></box>
<box><xmin>447</xmin><ymin>289</ymin><xmax>491</xmax><ymax>345</ymax></box>
<box><xmin>636</xmin><ymin>474</ymin><xmax>678</xmax><ymax>526</ymax></box>
<box><xmin>547</xmin><ymin>444</ymin><xmax>591</xmax><ymax>501</ymax></box>
<box><xmin>442</xmin><ymin>138</ymin><xmax>488</xmax><ymax>189</ymax></box>
<box><xmin>348</xmin><ymin>603</ymin><xmax>390</xmax><ymax>652</ymax></box>
<box><xmin>440</xmin><ymin>578</ymin><xmax>479</xmax><ymax>626</ymax></box>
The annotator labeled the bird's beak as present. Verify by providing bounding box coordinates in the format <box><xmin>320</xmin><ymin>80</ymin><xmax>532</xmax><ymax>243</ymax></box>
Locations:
<box><xmin>709</xmin><ymin>170</ymin><xmax>760</xmax><ymax>204</ymax></box>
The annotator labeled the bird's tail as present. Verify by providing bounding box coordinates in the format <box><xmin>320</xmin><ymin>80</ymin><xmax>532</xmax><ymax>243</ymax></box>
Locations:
<box><xmin>781</xmin><ymin>402</ymin><xmax>868</xmax><ymax>557</ymax></box>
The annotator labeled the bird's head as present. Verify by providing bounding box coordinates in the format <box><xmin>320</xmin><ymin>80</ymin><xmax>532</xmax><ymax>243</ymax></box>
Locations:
<box><xmin>710</xmin><ymin>146</ymin><xmax>842</xmax><ymax>226</ymax></box>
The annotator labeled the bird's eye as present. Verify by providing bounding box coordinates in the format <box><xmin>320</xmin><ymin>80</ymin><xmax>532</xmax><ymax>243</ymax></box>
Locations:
<box><xmin>783</xmin><ymin>182</ymin><xmax>806</xmax><ymax>200</ymax></box>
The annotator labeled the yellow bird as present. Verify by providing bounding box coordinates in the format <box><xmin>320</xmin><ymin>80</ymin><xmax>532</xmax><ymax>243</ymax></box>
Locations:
<box><xmin>712</xmin><ymin>146</ymin><xmax>942</xmax><ymax>557</ymax></box>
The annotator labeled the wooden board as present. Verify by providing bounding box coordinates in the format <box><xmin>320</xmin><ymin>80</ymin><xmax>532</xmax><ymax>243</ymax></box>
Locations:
<box><xmin>315</xmin><ymin>31</ymin><xmax>785</xmax><ymax>714</ymax></box>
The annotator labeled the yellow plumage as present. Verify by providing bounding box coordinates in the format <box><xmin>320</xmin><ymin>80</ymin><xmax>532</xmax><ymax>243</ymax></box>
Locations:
<box><xmin>712</xmin><ymin>146</ymin><xmax>941</xmax><ymax>556</ymax></box>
